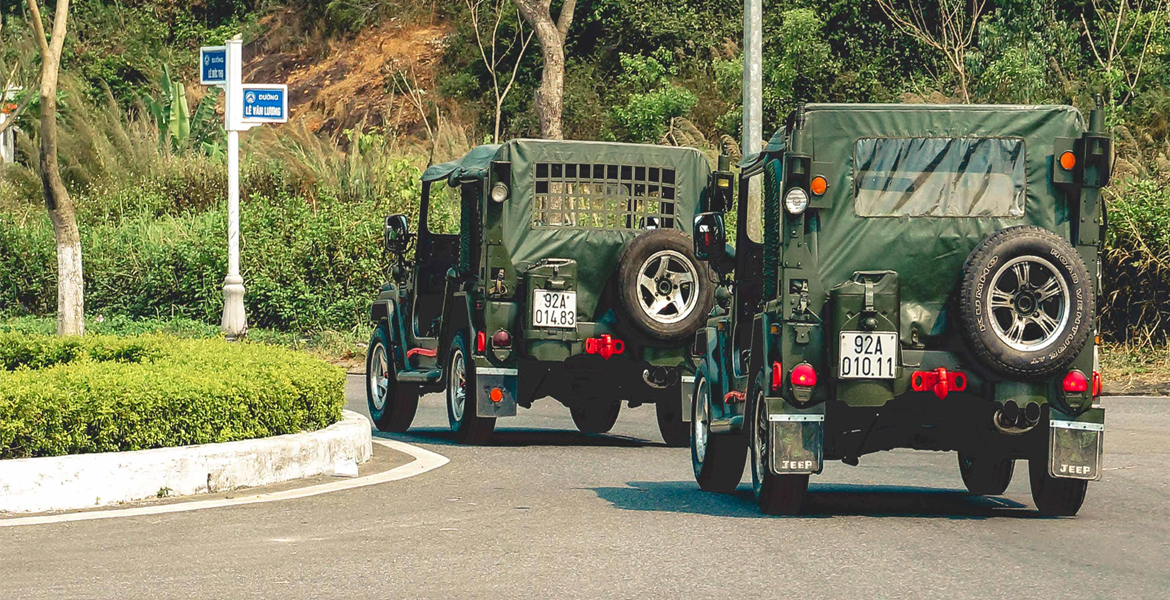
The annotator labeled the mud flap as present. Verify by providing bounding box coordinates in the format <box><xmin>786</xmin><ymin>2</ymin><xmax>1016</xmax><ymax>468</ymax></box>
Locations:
<box><xmin>1049</xmin><ymin>420</ymin><xmax>1103</xmax><ymax>480</ymax></box>
<box><xmin>680</xmin><ymin>374</ymin><xmax>695</xmax><ymax>423</ymax></box>
<box><xmin>769</xmin><ymin>414</ymin><xmax>824</xmax><ymax>474</ymax></box>
<box><xmin>476</xmin><ymin>368</ymin><xmax>518</xmax><ymax>418</ymax></box>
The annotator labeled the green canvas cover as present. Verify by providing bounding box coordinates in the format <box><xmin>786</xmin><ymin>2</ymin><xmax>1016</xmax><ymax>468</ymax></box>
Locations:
<box><xmin>782</xmin><ymin>104</ymin><xmax>1086</xmax><ymax>341</ymax></box>
<box><xmin>492</xmin><ymin>139</ymin><xmax>711</xmax><ymax>320</ymax></box>
<box><xmin>422</xmin><ymin>144</ymin><xmax>502</xmax><ymax>185</ymax></box>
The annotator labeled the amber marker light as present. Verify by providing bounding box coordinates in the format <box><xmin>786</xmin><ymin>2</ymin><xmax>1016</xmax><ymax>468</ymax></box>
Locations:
<box><xmin>1060</xmin><ymin>151</ymin><xmax>1077</xmax><ymax>171</ymax></box>
<box><xmin>490</xmin><ymin>388</ymin><xmax>504</xmax><ymax>403</ymax></box>
<box><xmin>810</xmin><ymin>175</ymin><xmax>828</xmax><ymax>195</ymax></box>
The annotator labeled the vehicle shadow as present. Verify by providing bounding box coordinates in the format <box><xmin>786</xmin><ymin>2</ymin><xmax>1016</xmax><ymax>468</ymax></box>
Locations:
<box><xmin>591</xmin><ymin>480</ymin><xmax>1042</xmax><ymax>520</ymax></box>
<box><xmin>374</xmin><ymin>428</ymin><xmax>665</xmax><ymax>449</ymax></box>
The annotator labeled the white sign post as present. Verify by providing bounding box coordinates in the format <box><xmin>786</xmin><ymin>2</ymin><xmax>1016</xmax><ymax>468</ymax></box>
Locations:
<box><xmin>202</xmin><ymin>36</ymin><xmax>288</xmax><ymax>340</ymax></box>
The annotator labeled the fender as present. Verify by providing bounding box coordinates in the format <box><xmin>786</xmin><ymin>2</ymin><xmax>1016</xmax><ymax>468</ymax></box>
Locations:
<box><xmin>439</xmin><ymin>289</ymin><xmax>476</xmax><ymax>366</ymax></box>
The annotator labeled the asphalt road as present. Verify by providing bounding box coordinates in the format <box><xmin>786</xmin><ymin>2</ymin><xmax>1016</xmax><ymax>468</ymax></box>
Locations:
<box><xmin>2</xmin><ymin>375</ymin><xmax>1168</xmax><ymax>599</ymax></box>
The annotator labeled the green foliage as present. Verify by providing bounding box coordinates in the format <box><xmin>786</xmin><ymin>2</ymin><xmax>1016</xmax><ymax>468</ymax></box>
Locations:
<box><xmin>0</xmin><ymin>334</ymin><xmax>345</xmax><ymax>459</ymax></box>
<box><xmin>1102</xmin><ymin>176</ymin><xmax>1170</xmax><ymax>344</ymax></box>
<box><xmin>142</xmin><ymin>65</ymin><xmax>224</xmax><ymax>154</ymax></box>
<box><xmin>608</xmin><ymin>50</ymin><xmax>698</xmax><ymax>143</ymax></box>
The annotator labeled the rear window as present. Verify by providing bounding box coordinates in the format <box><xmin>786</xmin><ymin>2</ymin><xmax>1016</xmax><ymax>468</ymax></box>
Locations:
<box><xmin>533</xmin><ymin>162</ymin><xmax>678</xmax><ymax>230</ymax></box>
<box><xmin>853</xmin><ymin>137</ymin><xmax>1026</xmax><ymax>218</ymax></box>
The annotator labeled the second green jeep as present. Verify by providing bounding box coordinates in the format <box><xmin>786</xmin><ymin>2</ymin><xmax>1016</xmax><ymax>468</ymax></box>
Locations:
<box><xmin>366</xmin><ymin>140</ymin><xmax>723</xmax><ymax>444</ymax></box>
<box><xmin>690</xmin><ymin>102</ymin><xmax>1111</xmax><ymax>516</ymax></box>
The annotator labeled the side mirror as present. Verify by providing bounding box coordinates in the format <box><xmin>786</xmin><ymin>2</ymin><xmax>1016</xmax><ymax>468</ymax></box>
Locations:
<box><xmin>384</xmin><ymin>214</ymin><xmax>411</xmax><ymax>253</ymax></box>
<box><xmin>693</xmin><ymin>212</ymin><xmax>726</xmax><ymax>263</ymax></box>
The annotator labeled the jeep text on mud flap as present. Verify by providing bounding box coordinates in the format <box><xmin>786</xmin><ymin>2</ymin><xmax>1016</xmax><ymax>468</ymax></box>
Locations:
<box><xmin>366</xmin><ymin>140</ymin><xmax>722</xmax><ymax>445</ymax></box>
<box><xmin>690</xmin><ymin>102</ymin><xmax>1111</xmax><ymax>516</ymax></box>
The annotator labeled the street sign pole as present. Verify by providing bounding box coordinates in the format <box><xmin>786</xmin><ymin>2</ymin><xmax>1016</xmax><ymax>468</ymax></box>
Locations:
<box><xmin>221</xmin><ymin>37</ymin><xmax>247</xmax><ymax>340</ymax></box>
<box><xmin>201</xmin><ymin>37</ymin><xmax>289</xmax><ymax>340</ymax></box>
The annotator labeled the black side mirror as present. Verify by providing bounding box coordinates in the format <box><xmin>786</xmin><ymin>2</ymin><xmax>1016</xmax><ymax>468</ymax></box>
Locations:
<box><xmin>693</xmin><ymin>212</ymin><xmax>726</xmax><ymax>263</ymax></box>
<box><xmin>384</xmin><ymin>214</ymin><xmax>411</xmax><ymax>254</ymax></box>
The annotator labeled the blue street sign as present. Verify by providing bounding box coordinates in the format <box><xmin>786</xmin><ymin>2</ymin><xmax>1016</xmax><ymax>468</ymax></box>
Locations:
<box><xmin>241</xmin><ymin>85</ymin><xmax>288</xmax><ymax>124</ymax></box>
<box><xmin>200</xmin><ymin>46</ymin><xmax>227</xmax><ymax>86</ymax></box>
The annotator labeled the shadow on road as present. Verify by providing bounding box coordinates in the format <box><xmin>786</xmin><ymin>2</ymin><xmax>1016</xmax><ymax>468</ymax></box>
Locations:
<box><xmin>374</xmin><ymin>428</ymin><xmax>665</xmax><ymax>449</ymax></box>
<box><xmin>591</xmin><ymin>480</ymin><xmax>1042</xmax><ymax>520</ymax></box>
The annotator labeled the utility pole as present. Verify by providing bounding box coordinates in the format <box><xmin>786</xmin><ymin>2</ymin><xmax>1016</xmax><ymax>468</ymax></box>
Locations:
<box><xmin>743</xmin><ymin>0</ymin><xmax>763</xmax><ymax>241</ymax></box>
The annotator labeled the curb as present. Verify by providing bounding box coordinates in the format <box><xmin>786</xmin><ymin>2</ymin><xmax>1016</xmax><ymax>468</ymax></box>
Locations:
<box><xmin>0</xmin><ymin>410</ymin><xmax>373</xmax><ymax>514</ymax></box>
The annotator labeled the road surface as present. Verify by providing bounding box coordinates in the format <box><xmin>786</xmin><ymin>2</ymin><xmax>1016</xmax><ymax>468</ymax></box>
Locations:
<box><xmin>1</xmin><ymin>375</ymin><xmax>1167</xmax><ymax>598</ymax></box>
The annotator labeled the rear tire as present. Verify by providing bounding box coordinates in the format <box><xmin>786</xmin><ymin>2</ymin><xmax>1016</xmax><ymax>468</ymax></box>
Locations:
<box><xmin>958</xmin><ymin>452</ymin><xmax>1014</xmax><ymax>496</ymax></box>
<box><xmin>1029</xmin><ymin>457</ymin><xmax>1088</xmax><ymax>516</ymax></box>
<box><xmin>366</xmin><ymin>321</ymin><xmax>419</xmax><ymax>432</ymax></box>
<box><xmin>571</xmin><ymin>401</ymin><xmax>621</xmax><ymax>434</ymax></box>
<box><xmin>691</xmin><ymin>373</ymin><xmax>747</xmax><ymax>493</ymax></box>
<box><xmin>655</xmin><ymin>384</ymin><xmax>690</xmax><ymax>447</ymax></box>
<box><xmin>445</xmin><ymin>332</ymin><xmax>495</xmax><ymax>444</ymax></box>
<box><xmin>749</xmin><ymin>385</ymin><xmax>808</xmax><ymax>515</ymax></box>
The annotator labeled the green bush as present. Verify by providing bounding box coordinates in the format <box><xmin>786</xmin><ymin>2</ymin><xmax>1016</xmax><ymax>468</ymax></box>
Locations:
<box><xmin>0</xmin><ymin>334</ymin><xmax>345</xmax><ymax>459</ymax></box>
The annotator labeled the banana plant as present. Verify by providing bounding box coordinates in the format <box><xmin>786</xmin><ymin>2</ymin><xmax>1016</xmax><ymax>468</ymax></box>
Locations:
<box><xmin>143</xmin><ymin>64</ymin><xmax>222</xmax><ymax>154</ymax></box>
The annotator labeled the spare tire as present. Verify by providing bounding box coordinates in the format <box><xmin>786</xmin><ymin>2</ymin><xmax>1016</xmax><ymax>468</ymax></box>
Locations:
<box><xmin>958</xmin><ymin>226</ymin><xmax>1094</xmax><ymax>379</ymax></box>
<box><xmin>615</xmin><ymin>228</ymin><xmax>714</xmax><ymax>344</ymax></box>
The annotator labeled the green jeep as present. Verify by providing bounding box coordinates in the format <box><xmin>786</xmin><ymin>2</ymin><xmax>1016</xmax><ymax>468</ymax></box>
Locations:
<box><xmin>689</xmin><ymin>102</ymin><xmax>1111</xmax><ymax>515</ymax></box>
<box><xmin>366</xmin><ymin>140</ymin><xmax>721</xmax><ymax>444</ymax></box>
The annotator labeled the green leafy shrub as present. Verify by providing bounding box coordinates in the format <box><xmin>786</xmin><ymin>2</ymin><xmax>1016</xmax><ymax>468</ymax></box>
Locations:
<box><xmin>1102</xmin><ymin>176</ymin><xmax>1170</xmax><ymax>344</ymax></box>
<box><xmin>608</xmin><ymin>49</ymin><xmax>698</xmax><ymax>143</ymax></box>
<box><xmin>0</xmin><ymin>334</ymin><xmax>345</xmax><ymax>459</ymax></box>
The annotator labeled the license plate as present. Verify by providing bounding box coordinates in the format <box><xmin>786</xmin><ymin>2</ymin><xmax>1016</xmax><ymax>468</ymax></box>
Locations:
<box><xmin>532</xmin><ymin>290</ymin><xmax>577</xmax><ymax>328</ymax></box>
<box><xmin>838</xmin><ymin>332</ymin><xmax>897</xmax><ymax>379</ymax></box>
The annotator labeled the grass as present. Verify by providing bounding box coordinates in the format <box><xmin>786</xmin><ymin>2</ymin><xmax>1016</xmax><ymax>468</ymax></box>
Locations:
<box><xmin>1099</xmin><ymin>342</ymin><xmax>1170</xmax><ymax>395</ymax></box>
<box><xmin>0</xmin><ymin>315</ymin><xmax>371</xmax><ymax>372</ymax></box>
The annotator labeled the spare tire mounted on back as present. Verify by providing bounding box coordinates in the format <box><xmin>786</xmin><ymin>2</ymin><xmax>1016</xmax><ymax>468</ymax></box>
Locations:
<box><xmin>615</xmin><ymin>228</ymin><xmax>714</xmax><ymax>344</ymax></box>
<box><xmin>958</xmin><ymin>226</ymin><xmax>1094</xmax><ymax>379</ymax></box>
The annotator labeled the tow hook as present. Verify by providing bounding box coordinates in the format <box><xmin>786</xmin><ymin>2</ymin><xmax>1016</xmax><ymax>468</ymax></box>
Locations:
<box><xmin>585</xmin><ymin>334</ymin><xmax>625</xmax><ymax>360</ymax></box>
<box><xmin>911</xmin><ymin>367</ymin><xmax>967</xmax><ymax>400</ymax></box>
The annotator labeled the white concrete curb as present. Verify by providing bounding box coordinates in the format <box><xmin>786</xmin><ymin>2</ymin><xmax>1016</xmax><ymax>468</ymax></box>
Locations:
<box><xmin>0</xmin><ymin>410</ymin><xmax>373</xmax><ymax>514</ymax></box>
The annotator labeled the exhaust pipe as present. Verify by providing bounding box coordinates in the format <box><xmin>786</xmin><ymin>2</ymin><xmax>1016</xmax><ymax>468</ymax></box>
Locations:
<box><xmin>997</xmin><ymin>400</ymin><xmax>1020</xmax><ymax>428</ymax></box>
<box><xmin>1023</xmin><ymin>402</ymin><xmax>1042</xmax><ymax>427</ymax></box>
<box><xmin>643</xmin><ymin>367</ymin><xmax>678</xmax><ymax>390</ymax></box>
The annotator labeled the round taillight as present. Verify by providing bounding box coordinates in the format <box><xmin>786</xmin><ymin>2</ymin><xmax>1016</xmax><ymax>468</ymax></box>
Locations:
<box><xmin>491</xmin><ymin>182</ymin><xmax>510</xmax><ymax>203</ymax></box>
<box><xmin>810</xmin><ymin>175</ymin><xmax>828</xmax><ymax>196</ymax></box>
<box><xmin>791</xmin><ymin>363</ymin><xmax>817</xmax><ymax>387</ymax></box>
<box><xmin>1063</xmin><ymin>370</ymin><xmax>1089</xmax><ymax>393</ymax></box>
<box><xmin>785</xmin><ymin>188</ymin><xmax>809</xmax><ymax>215</ymax></box>
<box><xmin>491</xmin><ymin>329</ymin><xmax>512</xmax><ymax>348</ymax></box>
<box><xmin>1060</xmin><ymin>151</ymin><xmax>1077</xmax><ymax>171</ymax></box>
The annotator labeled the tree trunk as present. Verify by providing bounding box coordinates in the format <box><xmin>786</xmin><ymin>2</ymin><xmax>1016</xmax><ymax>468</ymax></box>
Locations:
<box><xmin>513</xmin><ymin>0</ymin><xmax>576</xmax><ymax>140</ymax></box>
<box><xmin>28</xmin><ymin>0</ymin><xmax>83</xmax><ymax>335</ymax></box>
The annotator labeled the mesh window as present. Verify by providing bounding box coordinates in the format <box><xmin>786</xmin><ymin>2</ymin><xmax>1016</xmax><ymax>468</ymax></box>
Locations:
<box><xmin>854</xmin><ymin>137</ymin><xmax>1027</xmax><ymax>218</ymax></box>
<box><xmin>533</xmin><ymin>162</ymin><xmax>679</xmax><ymax>230</ymax></box>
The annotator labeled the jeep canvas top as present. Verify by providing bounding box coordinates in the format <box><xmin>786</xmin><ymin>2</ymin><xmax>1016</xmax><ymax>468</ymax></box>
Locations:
<box><xmin>366</xmin><ymin>139</ymin><xmax>723</xmax><ymax>445</ymax></box>
<box><xmin>689</xmin><ymin>102</ymin><xmax>1111</xmax><ymax>515</ymax></box>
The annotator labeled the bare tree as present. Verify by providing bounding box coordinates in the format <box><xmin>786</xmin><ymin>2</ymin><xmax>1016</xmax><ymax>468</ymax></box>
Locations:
<box><xmin>511</xmin><ymin>0</ymin><xmax>577</xmax><ymax>139</ymax></box>
<box><xmin>27</xmin><ymin>0</ymin><xmax>83</xmax><ymax>335</ymax></box>
<box><xmin>876</xmin><ymin>0</ymin><xmax>986</xmax><ymax>103</ymax></box>
<box><xmin>393</xmin><ymin>67</ymin><xmax>439</xmax><ymax>165</ymax></box>
<box><xmin>1081</xmin><ymin>0</ymin><xmax>1168</xmax><ymax>107</ymax></box>
<box><xmin>466</xmin><ymin>0</ymin><xmax>534</xmax><ymax>143</ymax></box>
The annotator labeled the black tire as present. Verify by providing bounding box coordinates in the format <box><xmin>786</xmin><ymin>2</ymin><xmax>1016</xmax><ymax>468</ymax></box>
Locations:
<box><xmin>570</xmin><ymin>401</ymin><xmax>621</xmax><ymax>434</ymax></box>
<box><xmin>1029</xmin><ymin>457</ymin><xmax>1088</xmax><ymax>516</ymax></box>
<box><xmin>655</xmin><ymin>384</ymin><xmax>690</xmax><ymax>447</ymax></box>
<box><xmin>366</xmin><ymin>321</ymin><xmax>419</xmax><ymax>432</ymax></box>
<box><xmin>615</xmin><ymin>229</ymin><xmax>714</xmax><ymax>344</ymax></box>
<box><xmin>445</xmin><ymin>331</ymin><xmax>495</xmax><ymax>444</ymax></box>
<box><xmin>749</xmin><ymin>384</ymin><xmax>808</xmax><ymax>515</ymax></box>
<box><xmin>691</xmin><ymin>372</ymin><xmax>747</xmax><ymax>493</ymax></box>
<box><xmin>958</xmin><ymin>226</ymin><xmax>1094</xmax><ymax>379</ymax></box>
<box><xmin>958</xmin><ymin>452</ymin><xmax>1015</xmax><ymax>496</ymax></box>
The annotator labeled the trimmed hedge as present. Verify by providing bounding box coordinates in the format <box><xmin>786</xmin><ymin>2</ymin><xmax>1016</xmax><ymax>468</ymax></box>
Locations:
<box><xmin>0</xmin><ymin>334</ymin><xmax>346</xmax><ymax>459</ymax></box>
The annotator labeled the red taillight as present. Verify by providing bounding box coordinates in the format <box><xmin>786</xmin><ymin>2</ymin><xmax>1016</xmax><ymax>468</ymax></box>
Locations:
<box><xmin>771</xmin><ymin>361</ymin><xmax>783</xmax><ymax>392</ymax></box>
<box><xmin>476</xmin><ymin>331</ymin><xmax>486</xmax><ymax>353</ymax></box>
<box><xmin>491</xmin><ymin>329</ymin><xmax>512</xmax><ymax>348</ymax></box>
<box><xmin>1063</xmin><ymin>370</ymin><xmax>1089</xmax><ymax>393</ymax></box>
<box><xmin>791</xmin><ymin>363</ymin><xmax>817</xmax><ymax>387</ymax></box>
<box><xmin>1092</xmin><ymin>371</ymin><xmax>1102</xmax><ymax>397</ymax></box>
